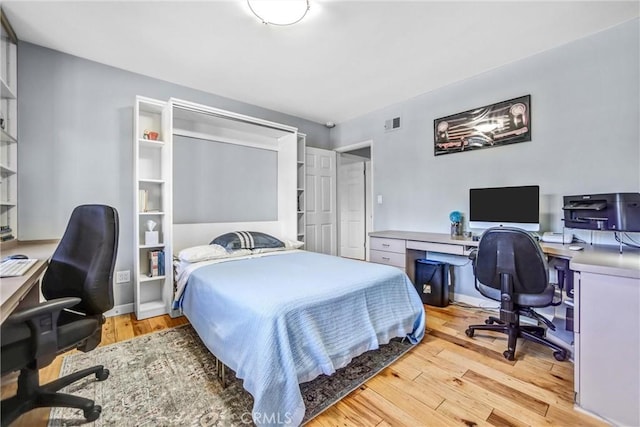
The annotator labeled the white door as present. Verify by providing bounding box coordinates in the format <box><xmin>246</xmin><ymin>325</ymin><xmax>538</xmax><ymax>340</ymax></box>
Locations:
<box><xmin>339</xmin><ymin>160</ymin><xmax>366</xmax><ymax>259</ymax></box>
<box><xmin>305</xmin><ymin>147</ymin><xmax>337</xmax><ymax>255</ymax></box>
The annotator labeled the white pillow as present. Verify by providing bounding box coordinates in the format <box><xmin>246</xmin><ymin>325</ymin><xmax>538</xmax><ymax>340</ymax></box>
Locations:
<box><xmin>251</xmin><ymin>247</ymin><xmax>286</xmax><ymax>254</ymax></box>
<box><xmin>227</xmin><ymin>249</ymin><xmax>253</xmax><ymax>257</ymax></box>
<box><xmin>178</xmin><ymin>244</ymin><xmax>229</xmax><ymax>263</ymax></box>
<box><xmin>282</xmin><ymin>239</ymin><xmax>305</xmax><ymax>249</ymax></box>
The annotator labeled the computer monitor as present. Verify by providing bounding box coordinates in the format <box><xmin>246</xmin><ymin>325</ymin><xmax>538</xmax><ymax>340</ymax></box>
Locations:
<box><xmin>469</xmin><ymin>185</ymin><xmax>540</xmax><ymax>232</ymax></box>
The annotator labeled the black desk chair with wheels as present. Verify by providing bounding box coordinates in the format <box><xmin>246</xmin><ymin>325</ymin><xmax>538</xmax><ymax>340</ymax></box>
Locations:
<box><xmin>1</xmin><ymin>205</ymin><xmax>119</xmax><ymax>426</ymax></box>
<box><xmin>465</xmin><ymin>227</ymin><xmax>567</xmax><ymax>361</ymax></box>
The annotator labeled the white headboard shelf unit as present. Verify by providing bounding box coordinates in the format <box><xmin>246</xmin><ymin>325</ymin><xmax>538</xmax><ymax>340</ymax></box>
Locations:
<box><xmin>168</xmin><ymin>98</ymin><xmax>299</xmax><ymax>253</ymax></box>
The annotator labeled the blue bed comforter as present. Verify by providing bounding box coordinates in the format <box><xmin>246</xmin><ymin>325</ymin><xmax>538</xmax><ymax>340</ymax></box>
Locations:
<box><xmin>178</xmin><ymin>250</ymin><xmax>425</xmax><ymax>426</ymax></box>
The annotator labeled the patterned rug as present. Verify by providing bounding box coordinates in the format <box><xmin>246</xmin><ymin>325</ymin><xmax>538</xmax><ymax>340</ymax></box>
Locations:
<box><xmin>48</xmin><ymin>325</ymin><xmax>412</xmax><ymax>426</ymax></box>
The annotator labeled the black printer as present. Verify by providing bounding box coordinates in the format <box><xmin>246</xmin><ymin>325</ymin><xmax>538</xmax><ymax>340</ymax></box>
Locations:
<box><xmin>562</xmin><ymin>193</ymin><xmax>640</xmax><ymax>231</ymax></box>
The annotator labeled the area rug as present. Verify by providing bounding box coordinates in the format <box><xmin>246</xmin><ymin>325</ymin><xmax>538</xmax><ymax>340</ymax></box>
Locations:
<box><xmin>48</xmin><ymin>325</ymin><xmax>412</xmax><ymax>426</ymax></box>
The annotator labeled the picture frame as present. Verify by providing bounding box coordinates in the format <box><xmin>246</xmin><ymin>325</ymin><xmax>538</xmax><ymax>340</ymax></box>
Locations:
<box><xmin>434</xmin><ymin>95</ymin><xmax>531</xmax><ymax>156</ymax></box>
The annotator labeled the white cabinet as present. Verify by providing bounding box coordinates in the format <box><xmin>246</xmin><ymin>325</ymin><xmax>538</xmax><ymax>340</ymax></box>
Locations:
<box><xmin>133</xmin><ymin>97</ymin><xmax>172</xmax><ymax>320</ymax></box>
<box><xmin>0</xmin><ymin>13</ymin><xmax>17</xmax><ymax>244</ymax></box>
<box><xmin>297</xmin><ymin>133</ymin><xmax>306</xmax><ymax>246</ymax></box>
<box><xmin>369</xmin><ymin>237</ymin><xmax>406</xmax><ymax>271</ymax></box>
<box><xmin>574</xmin><ymin>271</ymin><xmax>640</xmax><ymax>426</ymax></box>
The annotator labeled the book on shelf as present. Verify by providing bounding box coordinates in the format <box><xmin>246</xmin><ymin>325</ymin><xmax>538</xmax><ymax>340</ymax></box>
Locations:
<box><xmin>138</xmin><ymin>189</ymin><xmax>148</xmax><ymax>212</ymax></box>
<box><xmin>1</xmin><ymin>226</ymin><xmax>14</xmax><ymax>241</ymax></box>
<box><xmin>158</xmin><ymin>250</ymin><xmax>165</xmax><ymax>276</ymax></box>
<box><xmin>147</xmin><ymin>249</ymin><xmax>165</xmax><ymax>277</ymax></box>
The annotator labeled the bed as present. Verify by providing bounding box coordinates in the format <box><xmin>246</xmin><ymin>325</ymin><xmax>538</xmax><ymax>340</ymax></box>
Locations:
<box><xmin>173</xmin><ymin>246</ymin><xmax>425</xmax><ymax>426</ymax></box>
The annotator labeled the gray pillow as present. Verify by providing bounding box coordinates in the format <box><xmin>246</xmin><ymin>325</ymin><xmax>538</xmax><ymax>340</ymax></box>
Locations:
<box><xmin>211</xmin><ymin>231</ymin><xmax>285</xmax><ymax>250</ymax></box>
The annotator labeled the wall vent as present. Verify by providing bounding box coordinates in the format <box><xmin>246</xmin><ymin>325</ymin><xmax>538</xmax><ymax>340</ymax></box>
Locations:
<box><xmin>384</xmin><ymin>116</ymin><xmax>401</xmax><ymax>132</ymax></box>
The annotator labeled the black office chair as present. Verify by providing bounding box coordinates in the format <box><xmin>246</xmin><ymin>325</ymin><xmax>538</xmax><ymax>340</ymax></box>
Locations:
<box><xmin>464</xmin><ymin>227</ymin><xmax>567</xmax><ymax>361</ymax></box>
<box><xmin>0</xmin><ymin>204</ymin><xmax>119</xmax><ymax>426</ymax></box>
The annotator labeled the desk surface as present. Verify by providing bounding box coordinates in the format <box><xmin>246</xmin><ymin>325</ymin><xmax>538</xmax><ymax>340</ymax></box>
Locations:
<box><xmin>370</xmin><ymin>230</ymin><xmax>640</xmax><ymax>279</ymax></box>
<box><xmin>1</xmin><ymin>240</ymin><xmax>58</xmax><ymax>323</ymax></box>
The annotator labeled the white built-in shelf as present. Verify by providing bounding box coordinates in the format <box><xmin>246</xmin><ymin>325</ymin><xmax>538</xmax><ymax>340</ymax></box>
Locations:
<box><xmin>138</xmin><ymin>138</ymin><xmax>165</xmax><ymax>148</ymax></box>
<box><xmin>296</xmin><ymin>133</ymin><xmax>306</xmax><ymax>247</ymax></box>
<box><xmin>0</xmin><ymin>128</ymin><xmax>17</xmax><ymax>144</ymax></box>
<box><xmin>1</xmin><ymin>15</ymin><xmax>18</xmax><ymax>245</ymax></box>
<box><xmin>0</xmin><ymin>163</ymin><xmax>16</xmax><ymax>175</ymax></box>
<box><xmin>138</xmin><ymin>300</ymin><xmax>167</xmax><ymax>317</ymax></box>
<box><xmin>139</xmin><ymin>243</ymin><xmax>166</xmax><ymax>249</ymax></box>
<box><xmin>0</xmin><ymin>78</ymin><xmax>16</xmax><ymax>99</ymax></box>
<box><xmin>140</xmin><ymin>300</ymin><xmax>165</xmax><ymax>309</ymax></box>
<box><xmin>134</xmin><ymin>96</ymin><xmax>171</xmax><ymax>321</ymax></box>
<box><xmin>139</xmin><ymin>274</ymin><xmax>167</xmax><ymax>283</ymax></box>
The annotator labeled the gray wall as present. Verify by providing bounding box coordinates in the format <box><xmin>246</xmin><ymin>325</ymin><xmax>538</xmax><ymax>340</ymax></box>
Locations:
<box><xmin>17</xmin><ymin>42</ymin><xmax>330</xmax><ymax>306</ymax></box>
<box><xmin>331</xmin><ymin>19</ymin><xmax>639</xmax><ymax>297</ymax></box>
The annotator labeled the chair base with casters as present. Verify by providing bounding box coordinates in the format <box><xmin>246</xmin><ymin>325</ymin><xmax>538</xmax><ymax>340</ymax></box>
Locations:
<box><xmin>1</xmin><ymin>363</ymin><xmax>109</xmax><ymax>427</ymax></box>
<box><xmin>0</xmin><ymin>301</ymin><xmax>111</xmax><ymax>426</ymax></box>
<box><xmin>465</xmin><ymin>310</ymin><xmax>568</xmax><ymax>362</ymax></box>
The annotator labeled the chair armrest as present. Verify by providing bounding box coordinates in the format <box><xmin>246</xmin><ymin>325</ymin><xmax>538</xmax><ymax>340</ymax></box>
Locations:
<box><xmin>5</xmin><ymin>297</ymin><xmax>81</xmax><ymax>365</ymax></box>
<box><xmin>468</xmin><ymin>249</ymin><xmax>478</xmax><ymax>280</ymax></box>
<box><xmin>6</xmin><ymin>297</ymin><xmax>81</xmax><ymax>324</ymax></box>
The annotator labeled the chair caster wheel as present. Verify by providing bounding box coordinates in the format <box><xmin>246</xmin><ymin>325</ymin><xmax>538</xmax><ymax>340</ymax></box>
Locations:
<box><xmin>485</xmin><ymin>319</ymin><xmax>494</xmax><ymax>325</ymax></box>
<box><xmin>553</xmin><ymin>351</ymin><xmax>567</xmax><ymax>362</ymax></box>
<box><xmin>465</xmin><ymin>329</ymin><xmax>474</xmax><ymax>337</ymax></box>
<box><xmin>84</xmin><ymin>405</ymin><xmax>102</xmax><ymax>422</ymax></box>
<box><xmin>503</xmin><ymin>350</ymin><xmax>515</xmax><ymax>361</ymax></box>
<box><xmin>96</xmin><ymin>368</ymin><xmax>109</xmax><ymax>381</ymax></box>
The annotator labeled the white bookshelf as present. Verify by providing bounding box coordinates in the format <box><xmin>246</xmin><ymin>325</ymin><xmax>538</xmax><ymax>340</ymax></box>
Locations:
<box><xmin>133</xmin><ymin>96</ymin><xmax>172</xmax><ymax>320</ymax></box>
<box><xmin>0</xmin><ymin>12</ymin><xmax>17</xmax><ymax>244</ymax></box>
<box><xmin>297</xmin><ymin>133</ymin><xmax>306</xmax><ymax>247</ymax></box>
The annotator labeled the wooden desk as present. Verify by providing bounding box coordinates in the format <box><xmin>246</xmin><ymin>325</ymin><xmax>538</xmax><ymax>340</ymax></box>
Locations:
<box><xmin>1</xmin><ymin>240</ymin><xmax>58</xmax><ymax>324</ymax></box>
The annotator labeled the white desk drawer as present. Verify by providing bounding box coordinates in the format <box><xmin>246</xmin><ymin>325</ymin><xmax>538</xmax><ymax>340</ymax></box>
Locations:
<box><xmin>370</xmin><ymin>249</ymin><xmax>406</xmax><ymax>268</ymax></box>
<box><xmin>407</xmin><ymin>240</ymin><xmax>465</xmax><ymax>256</ymax></box>
<box><xmin>370</xmin><ymin>237</ymin><xmax>406</xmax><ymax>254</ymax></box>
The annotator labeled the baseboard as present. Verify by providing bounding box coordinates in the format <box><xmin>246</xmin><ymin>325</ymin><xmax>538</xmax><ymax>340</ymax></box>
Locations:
<box><xmin>451</xmin><ymin>293</ymin><xmax>499</xmax><ymax>310</ymax></box>
<box><xmin>104</xmin><ymin>303</ymin><xmax>134</xmax><ymax>317</ymax></box>
<box><xmin>573</xmin><ymin>404</ymin><xmax>611</xmax><ymax>424</ymax></box>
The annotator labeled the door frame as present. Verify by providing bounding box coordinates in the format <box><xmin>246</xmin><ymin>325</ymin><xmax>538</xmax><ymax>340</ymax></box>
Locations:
<box><xmin>336</xmin><ymin>140</ymin><xmax>373</xmax><ymax>260</ymax></box>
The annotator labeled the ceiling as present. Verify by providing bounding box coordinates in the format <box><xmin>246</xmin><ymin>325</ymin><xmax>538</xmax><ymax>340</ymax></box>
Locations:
<box><xmin>2</xmin><ymin>1</ymin><xmax>638</xmax><ymax>124</ymax></box>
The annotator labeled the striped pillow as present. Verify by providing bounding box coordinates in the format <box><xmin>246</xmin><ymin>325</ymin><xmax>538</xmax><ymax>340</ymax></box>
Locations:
<box><xmin>211</xmin><ymin>231</ymin><xmax>285</xmax><ymax>251</ymax></box>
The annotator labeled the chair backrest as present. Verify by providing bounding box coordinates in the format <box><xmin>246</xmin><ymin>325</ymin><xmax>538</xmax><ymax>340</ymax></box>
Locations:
<box><xmin>42</xmin><ymin>205</ymin><xmax>119</xmax><ymax>315</ymax></box>
<box><xmin>475</xmin><ymin>227</ymin><xmax>548</xmax><ymax>294</ymax></box>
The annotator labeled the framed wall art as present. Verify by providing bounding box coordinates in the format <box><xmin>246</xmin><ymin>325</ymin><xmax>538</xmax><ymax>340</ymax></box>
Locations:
<box><xmin>434</xmin><ymin>95</ymin><xmax>531</xmax><ymax>156</ymax></box>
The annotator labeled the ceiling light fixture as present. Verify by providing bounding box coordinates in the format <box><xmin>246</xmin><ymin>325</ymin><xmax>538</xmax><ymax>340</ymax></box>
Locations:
<box><xmin>247</xmin><ymin>0</ymin><xmax>310</xmax><ymax>26</ymax></box>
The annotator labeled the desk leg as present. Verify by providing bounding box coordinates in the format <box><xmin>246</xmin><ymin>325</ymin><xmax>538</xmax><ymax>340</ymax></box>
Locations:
<box><xmin>406</xmin><ymin>249</ymin><xmax>424</xmax><ymax>285</ymax></box>
<box><xmin>18</xmin><ymin>279</ymin><xmax>42</xmax><ymax>310</ymax></box>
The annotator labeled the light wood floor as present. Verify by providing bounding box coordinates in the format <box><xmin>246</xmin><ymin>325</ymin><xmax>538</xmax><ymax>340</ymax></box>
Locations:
<box><xmin>1</xmin><ymin>304</ymin><xmax>606</xmax><ymax>427</ymax></box>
